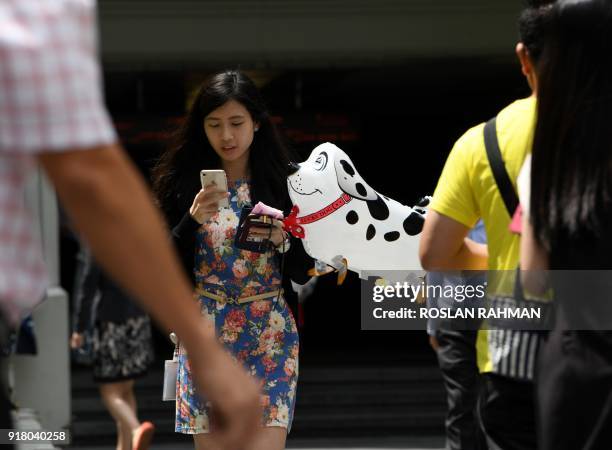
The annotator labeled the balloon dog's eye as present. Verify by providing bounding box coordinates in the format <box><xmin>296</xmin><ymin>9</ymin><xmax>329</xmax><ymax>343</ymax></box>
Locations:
<box><xmin>314</xmin><ymin>151</ymin><xmax>328</xmax><ymax>171</ymax></box>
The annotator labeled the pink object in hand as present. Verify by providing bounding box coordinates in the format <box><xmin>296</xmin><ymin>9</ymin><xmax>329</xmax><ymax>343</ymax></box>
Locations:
<box><xmin>509</xmin><ymin>204</ymin><xmax>522</xmax><ymax>234</ymax></box>
<box><xmin>252</xmin><ymin>202</ymin><xmax>284</xmax><ymax>219</ymax></box>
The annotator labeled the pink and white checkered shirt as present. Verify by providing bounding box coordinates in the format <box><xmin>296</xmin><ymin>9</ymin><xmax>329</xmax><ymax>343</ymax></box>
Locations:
<box><xmin>0</xmin><ymin>0</ymin><xmax>116</xmax><ymax>326</ymax></box>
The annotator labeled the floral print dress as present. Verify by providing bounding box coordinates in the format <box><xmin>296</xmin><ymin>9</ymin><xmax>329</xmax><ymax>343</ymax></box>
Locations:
<box><xmin>175</xmin><ymin>179</ymin><xmax>299</xmax><ymax>434</ymax></box>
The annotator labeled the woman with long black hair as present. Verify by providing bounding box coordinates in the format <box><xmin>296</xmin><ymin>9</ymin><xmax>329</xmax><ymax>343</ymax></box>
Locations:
<box><xmin>153</xmin><ymin>70</ymin><xmax>311</xmax><ymax>450</ymax></box>
<box><xmin>520</xmin><ymin>1</ymin><xmax>612</xmax><ymax>448</ymax></box>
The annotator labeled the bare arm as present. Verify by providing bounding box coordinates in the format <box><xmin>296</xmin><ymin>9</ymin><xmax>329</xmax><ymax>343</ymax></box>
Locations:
<box><xmin>38</xmin><ymin>145</ymin><xmax>261</xmax><ymax>447</ymax></box>
<box><xmin>39</xmin><ymin>145</ymin><xmax>209</xmax><ymax>347</ymax></box>
<box><xmin>419</xmin><ymin>210</ymin><xmax>488</xmax><ymax>271</ymax></box>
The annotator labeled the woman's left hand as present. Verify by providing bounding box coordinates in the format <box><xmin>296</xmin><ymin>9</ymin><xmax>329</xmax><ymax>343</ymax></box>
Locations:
<box><xmin>249</xmin><ymin>219</ymin><xmax>286</xmax><ymax>247</ymax></box>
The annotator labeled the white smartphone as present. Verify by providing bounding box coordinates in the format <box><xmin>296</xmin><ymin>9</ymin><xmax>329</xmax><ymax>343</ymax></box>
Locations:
<box><xmin>200</xmin><ymin>169</ymin><xmax>230</xmax><ymax>209</ymax></box>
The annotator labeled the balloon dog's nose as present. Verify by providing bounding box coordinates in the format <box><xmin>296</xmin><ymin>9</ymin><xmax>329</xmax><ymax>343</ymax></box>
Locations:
<box><xmin>287</xmin><ymin>161</ymin><xmax>301</xmax><ymax>175</ymax></box>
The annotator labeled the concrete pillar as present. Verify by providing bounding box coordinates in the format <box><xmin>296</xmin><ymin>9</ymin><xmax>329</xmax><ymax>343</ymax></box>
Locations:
<box><xmin>11</xmin><ymin>167</ymin><xmax>70</xmax><ymax>432</ymax></box>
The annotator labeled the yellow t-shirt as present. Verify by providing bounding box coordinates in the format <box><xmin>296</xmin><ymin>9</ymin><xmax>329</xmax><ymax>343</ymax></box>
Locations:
<box><xmin>430</xmin><ymin>96</ymin><xmax>536</xmax><ymax>372</ymax></box>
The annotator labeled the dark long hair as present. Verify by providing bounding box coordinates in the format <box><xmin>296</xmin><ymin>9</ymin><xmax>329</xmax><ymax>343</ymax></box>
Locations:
<box><xmin>530</xmin><ymin>0</ymin><xmax>612</xmax><ymax>251</ymax></box>
<box><xmin>152</xmin><ymin>70</ymin><xmax>293</xmax><ymax>223</ymax></box>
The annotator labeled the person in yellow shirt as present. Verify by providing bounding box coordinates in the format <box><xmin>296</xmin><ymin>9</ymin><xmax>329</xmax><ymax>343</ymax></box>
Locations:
<box><xmin>420</xmin><ymin>2</ymin><xmax>554</xmax><ymax>449</ymax></box>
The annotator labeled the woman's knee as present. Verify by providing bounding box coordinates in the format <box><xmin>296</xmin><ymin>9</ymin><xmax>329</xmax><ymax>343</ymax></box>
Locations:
<box><xmin>193</xmin><ymin>433</ymin><xmax>220</xmax><ymax>450</ymax></box>
<box><xmin>244</xmin><ymin>426</ymin><xmax>287</xmax><ymax>450</ymax></box>
<box><xmin>99</xmin><ymin>383</ymin><xmax>121</xmax><ymax>401</ymax></box>
<box><xmin>100</xmin><ymin>380</ymin><xmax>132</xmax><ymax>399</ymax></box>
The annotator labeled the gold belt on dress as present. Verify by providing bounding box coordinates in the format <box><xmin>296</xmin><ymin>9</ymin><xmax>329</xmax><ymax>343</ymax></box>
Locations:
<box><xmin>196</xmin><ymin>287</ymin><xmax>282</xmax><ymax>305</ymax></box>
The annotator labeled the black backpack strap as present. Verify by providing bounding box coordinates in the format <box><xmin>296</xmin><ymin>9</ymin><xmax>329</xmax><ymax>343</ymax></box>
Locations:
<box><xmin>484</xmin><ymin>117</ymin><xmax>519</xmax><ymax>218</ymax></box>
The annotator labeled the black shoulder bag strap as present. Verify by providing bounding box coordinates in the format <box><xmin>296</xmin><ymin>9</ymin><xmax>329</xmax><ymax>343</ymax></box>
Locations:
<box><xmin>484</xmin><ymin>117</ymin><xmax>519</xmax><ymax>218</ymax></box>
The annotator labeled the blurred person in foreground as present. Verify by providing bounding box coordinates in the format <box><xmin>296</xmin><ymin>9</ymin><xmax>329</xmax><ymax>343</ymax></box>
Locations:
<box><xmin>0</xmin><ymin>1</ymin><xmax>261</xmax><ymax>448</ymax></box>
<box><xmin>520</xmin><ymin>1</ymin><xmax>612</xmax><ymax>448</ymax></box>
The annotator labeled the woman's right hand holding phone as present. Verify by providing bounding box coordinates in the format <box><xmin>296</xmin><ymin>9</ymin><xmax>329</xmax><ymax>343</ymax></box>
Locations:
<box><xmin>189</xmin><ymin>184</ymin><xmax>229</xmax><ymax>224</ymax></box>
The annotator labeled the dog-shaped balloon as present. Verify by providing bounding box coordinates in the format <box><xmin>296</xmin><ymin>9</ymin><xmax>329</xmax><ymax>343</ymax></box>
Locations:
<box><xmin>283</xmin><ymin>142</ymin><xmax>429</xmax><ymax>281</ymax></box>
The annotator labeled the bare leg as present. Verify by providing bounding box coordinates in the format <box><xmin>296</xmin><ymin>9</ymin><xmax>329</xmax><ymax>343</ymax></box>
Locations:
<box><xmin>123</xmin><ymin>380</ymin><xmax>143</xmax><ymax>448</ymax></box>
<box><xmin>115</xmin><ymin>421</ymin><xmax>123</xmax><ymax>450</ymax></box>
<box><xmin>125</xmin><ymin>380</ymin><xmax>138</xmax><ymax>418</ymax></box>
<box><xmin>99</xmin><ymin>381</ymin><xmax>140</xmax><ymax>450</ymax></box>
<box><xmin>244</xmin><ymin>427</ymin><xmax>287</xmax><ymax>450</ymax></box>
<box><xmin>193</xmin><ymin>426</ymin><xmax>286</xmax><ymax>450</ymax></box>
<box><xmin>193</xmin><ymin>433</ymin><xmax>222</xmax><ymax>450</ymax></box>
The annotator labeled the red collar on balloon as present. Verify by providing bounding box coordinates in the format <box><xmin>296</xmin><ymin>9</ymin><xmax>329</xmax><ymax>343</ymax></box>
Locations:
<box><xmin>282</xmin><ymin>193</ymin><xmax>352</xmax><ymax>239</ymax></box>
